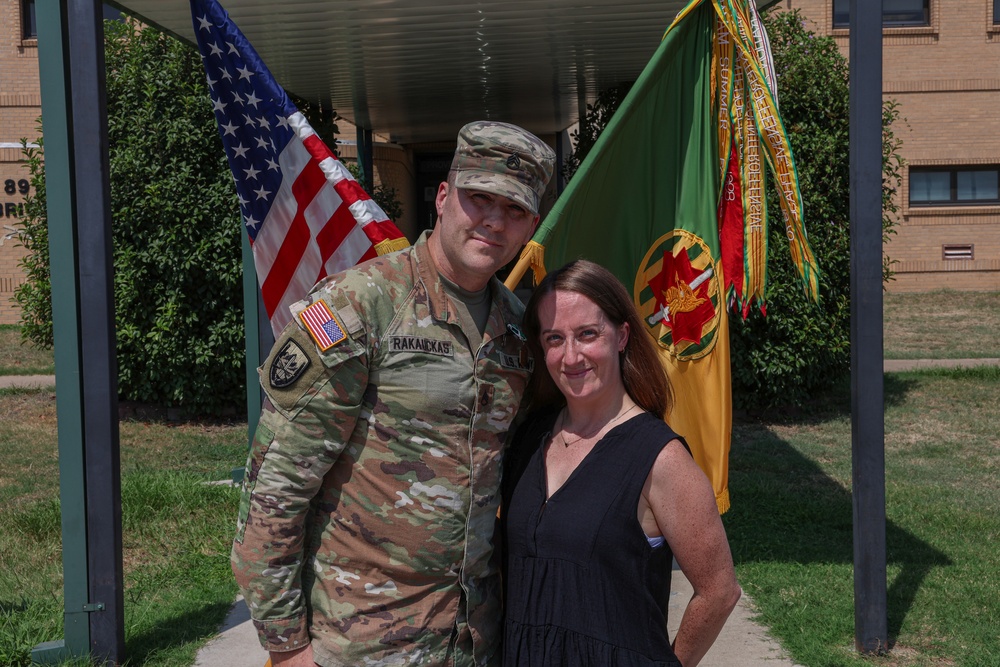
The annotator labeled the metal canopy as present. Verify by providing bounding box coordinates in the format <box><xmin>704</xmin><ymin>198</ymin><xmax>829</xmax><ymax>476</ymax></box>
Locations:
<box><xmin>111</xmin><ymin>0</ymin><xmax>690</xmax><ymax>143</ymax></box>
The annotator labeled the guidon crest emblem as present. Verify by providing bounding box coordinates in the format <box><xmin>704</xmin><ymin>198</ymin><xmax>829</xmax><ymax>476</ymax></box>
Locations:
<box><xmin>633</xmin><ymin>229</ymin><xmax>722</xmax><ymax>361</ymax></box>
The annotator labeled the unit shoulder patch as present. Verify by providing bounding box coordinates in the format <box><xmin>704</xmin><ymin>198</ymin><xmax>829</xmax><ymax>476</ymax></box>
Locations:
<box><xmin>269</xmin><ymin>339</ymin><xmax>312</xmax><ymax>389</ymax></box>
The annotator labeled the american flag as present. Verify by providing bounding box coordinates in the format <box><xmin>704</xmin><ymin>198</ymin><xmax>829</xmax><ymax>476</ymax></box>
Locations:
<box><xmin>299</xmin><ymin>300</ymin><xmax>347</xmax><ymax>352</ymax></box>
<box><xmin>189</xmin><ymin>0</ymin><xmax>408</xmax><ymax>335</ymax></box>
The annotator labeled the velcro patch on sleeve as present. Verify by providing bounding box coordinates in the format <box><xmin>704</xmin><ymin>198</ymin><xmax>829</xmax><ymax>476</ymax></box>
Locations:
<box><xmin>299</xmin><ymin>299</ymin><xmax>348</xmax><ymax>352</ymax></box>
<box><xmin>388</xmin><ymin>335</ymin><xmax>454</xmax><ymax>356</ymax></box>
<box><xmin>269</xmin><ymin>339</ymin><xmax>311</xmax><ymax>389</ymax></box>
<box><xmin>499</xmin><ymin>350</ymin><xmax>534</xmax><ymax>372</ymax></box>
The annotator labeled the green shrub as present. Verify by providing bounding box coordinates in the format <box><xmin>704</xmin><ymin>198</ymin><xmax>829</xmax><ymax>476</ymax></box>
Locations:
<box><xmin>105</xmin><ymin>20</ymin><xmax>245</xmax><ymax>414</ymax></box>
<box><xmin>16</xmin><ymin>20</ymin><xmax>246</xmax><ymax>414</ymax></box>
<box><xmin>13</xmin><ymin>134</ymin><xmax>51</xmax><ymax>350</ymax></box>
<box><xmin>560</xmin><ymin>10</ymin><xmax>905</xmax><ymax>412</ymax></box>
<box><xmin>728</xmin><ymin>9</ymin><xmax>903</xmax><ymax>411</ymax></box>
<box><xmin>345</xmin><ymin>161</ymin><xmax>405</xmax><ymax>223</ymax></box>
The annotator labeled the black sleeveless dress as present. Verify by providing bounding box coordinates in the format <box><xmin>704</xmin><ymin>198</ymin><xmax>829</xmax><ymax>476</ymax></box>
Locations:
<box><xmin>501</xmin><ymin>410</ymin><xmax>686</xmax><ymax>667</ymax></box>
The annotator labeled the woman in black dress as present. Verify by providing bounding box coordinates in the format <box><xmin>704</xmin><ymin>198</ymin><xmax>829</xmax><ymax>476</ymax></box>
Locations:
<box><xmin>502</xmin><ymin>260</ymin><xmax>741</xmax><ymax>667</ymax></box>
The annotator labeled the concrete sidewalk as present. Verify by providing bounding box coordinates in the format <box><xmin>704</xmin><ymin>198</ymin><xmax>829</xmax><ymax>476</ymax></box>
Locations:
<box><xmin>195</xmin><ymin>568</ymin><xmax>803</xmax><ymax>667</ymax></box>
<box><xmin>883</xmin><ymin>357</ymin><xmax>999</xmax><ymax>372</ymax></box>
<box><xmin>0</xmin><ymin>374</ymin><xmax>56</xmax><ymax>389</ymax></box>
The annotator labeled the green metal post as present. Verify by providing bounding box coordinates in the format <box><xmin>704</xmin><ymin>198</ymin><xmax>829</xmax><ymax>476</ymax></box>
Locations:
<box><xmin>31</xmin><ymin>0</ymin><xmax>89</xmax><ymax>662</ymax></box>
<box><xmin>242</xmin><ymin>232</ymin><xmax>261</xmax><ymax>458</ymax></box>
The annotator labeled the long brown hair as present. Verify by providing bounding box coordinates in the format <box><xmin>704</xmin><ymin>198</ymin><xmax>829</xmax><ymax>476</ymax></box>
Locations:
<box><xmin>522</xmin><ymin>259</ymin><xmax>672</xmax><ymax>418</ymax></box>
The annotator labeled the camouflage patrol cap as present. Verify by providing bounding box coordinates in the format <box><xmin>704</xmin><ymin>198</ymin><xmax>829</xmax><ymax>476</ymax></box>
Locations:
<box><xmin>450</xmin><ymin>121</ymin><xmax>556</xmax><ymax>216</ymax></box>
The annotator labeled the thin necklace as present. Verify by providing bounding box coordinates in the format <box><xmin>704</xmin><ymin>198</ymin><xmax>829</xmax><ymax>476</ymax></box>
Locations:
<box><xmin>557</xmin><ymin>403</ymin><xmax>639</xmax><ymax>447</ymax></box>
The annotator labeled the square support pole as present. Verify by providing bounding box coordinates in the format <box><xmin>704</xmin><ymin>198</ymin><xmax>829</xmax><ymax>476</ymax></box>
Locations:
<box><xmin>68</xmin><ymin>0</ymin><xmax>124</xmax><ymax>662</ymax></box>
<box><xmin>31</xmin><ymin>0</ymin><xmax>89</xmax><ymax>660</ymax></box>
<box><xmin>849</xmin><ymin>0</ymin><xmax>888</xmax><ymax>655</ymax></box>
<box><xmin>33</xmin><ymin>0</ymin><xmax>124</xmax><ymax>663</ymax></box>
<box><xmin>356</xmin><ymin>126</ymin><xmax>374</xmax><ymax>192</ymax></box>
<box><xmin>241</xmin><ymin>231</ymin><xmax>272</xmax><ymax>461</ymax></box>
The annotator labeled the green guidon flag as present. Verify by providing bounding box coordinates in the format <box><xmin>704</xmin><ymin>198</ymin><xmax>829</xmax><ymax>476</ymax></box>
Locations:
<box><xmin>504</xmin><ymin>0</ymin><xmax>818</xmax><ymax>512</ymax></box>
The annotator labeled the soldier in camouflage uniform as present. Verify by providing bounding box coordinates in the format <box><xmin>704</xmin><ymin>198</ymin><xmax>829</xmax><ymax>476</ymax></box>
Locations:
<box><xmin>233</xmin><ymin>121</ymin><xmax>556</xmax><ymax>667</ymax></box>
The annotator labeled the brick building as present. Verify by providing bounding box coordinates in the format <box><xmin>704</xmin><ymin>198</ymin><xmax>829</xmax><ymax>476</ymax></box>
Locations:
<box><xmin>0</xmin><ymin>0</ymin><xmax>39</xmax><ymax>324</ymax></box>
<box><xmin>2</xmin><ymin>0</ymin><xmax>996</xmax><ymax>328</ymax></box>
<box><xmin>782</xmin><ymin>0</ymin><xmax>1000</xmax><ymax>291</ymax></box>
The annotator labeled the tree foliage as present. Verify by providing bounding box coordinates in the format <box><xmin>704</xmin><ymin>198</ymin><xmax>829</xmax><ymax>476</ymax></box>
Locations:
<box><xmin>17</xmin><ymin>20</ymin><xmax>246</xmax><ymax>414</ymax></box>
<box><xmin>560</xmin><ymin>9</ymin><xmax>905</xmax><ymax>412</ymax></box>
<box><xmin>728</xmin><ymin>9</ymin><xmax>904</xmax><ymax>411</ymax></box>
<box><xmin>561</xmin><ymin>82</ymin><xmax>633</xmax><ymax>183</ymax></box>
<box><xmin>14</xmin><ymin>133</ymin><xmax>52</xmax><ymax>350</ymax></box>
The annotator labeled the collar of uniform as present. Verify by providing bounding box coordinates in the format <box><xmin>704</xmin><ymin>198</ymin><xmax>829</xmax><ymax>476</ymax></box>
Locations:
<box><xmin>412</xmin><ymin>229</ymin><xmax>455</xmax><ymax>324</ymax></box>
<box><xmin>414</xmin><ymin>229</ymin><xmax>523</xmax><ymax>334</ymax></box>
<box><xmin>483</xmin><ymin>276</ymin><xmax>524</xmax><ymax>343</ymax></box>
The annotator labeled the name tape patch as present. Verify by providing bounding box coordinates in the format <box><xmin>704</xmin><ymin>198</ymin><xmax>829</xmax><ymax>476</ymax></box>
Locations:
<box><xmin>499</xmin><ymin>351</ymin><xmax>533</xmax><ymax>372</ymax></box>
<box><xmin>389</xmin><ymin>336</ymin><xmax>454</xmax><ymax>357</ymax></box>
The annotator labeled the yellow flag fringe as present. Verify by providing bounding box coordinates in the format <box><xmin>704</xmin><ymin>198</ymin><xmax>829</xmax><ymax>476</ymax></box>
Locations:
<box><xmin>373</xmin><ymin>236</ymin><xmax>411</xmax><ymax>256</ymax></box>
<box><xmin>503</xmin><ymin>240</ymin><xmax>548</xmax><ymax>291</ymax></box>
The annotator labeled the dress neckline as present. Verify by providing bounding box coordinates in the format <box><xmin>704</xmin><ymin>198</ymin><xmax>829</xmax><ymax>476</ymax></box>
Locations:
<box><xmin>541</xmin><ymin>412</ymin><xmax>645</xmax><ymax>503</ymax></box>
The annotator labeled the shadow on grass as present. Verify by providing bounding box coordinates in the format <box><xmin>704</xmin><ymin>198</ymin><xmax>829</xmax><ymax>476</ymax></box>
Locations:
<box><xmin>736</xmin><ymin>373</ymin><xmax>921</xmax><ymax>426</ymax></box>
<box><xmin>725</xmin><ymin>420</ymin><xmax>951</xmax><ymax>645</ymax></box>
<box><xmin>124</xmin><ymin>599</ymin><xmax>234</xmax><ymax>665</ymax></box>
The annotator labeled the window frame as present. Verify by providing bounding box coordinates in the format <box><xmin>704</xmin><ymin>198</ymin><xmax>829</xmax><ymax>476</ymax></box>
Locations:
<box><xmin>909</xmin><ymin>165</ymin><xmax>1000</xmax><ymax>207</ymax></box>
<box><xmin>21</xmin><ymin>0</ymin><xmax>37</xmax><ymax>40</ymax></box>
<box><xmin>832</xmin><ymin>0</ymin><xmax>931</xmax><ymax>29</ymax></box>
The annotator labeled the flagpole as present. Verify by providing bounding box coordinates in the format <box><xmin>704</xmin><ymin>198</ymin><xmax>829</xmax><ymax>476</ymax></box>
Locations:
<box><xmin>849</xmin><ymin>0</ymin><xmax>888</xmax><ymax>655</ymax></box>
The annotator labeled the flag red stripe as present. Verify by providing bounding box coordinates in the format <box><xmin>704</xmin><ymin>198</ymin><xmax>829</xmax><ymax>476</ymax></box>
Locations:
<box><xmin>313</xmin><ymin>204</ymin><xmax>359</xmax><ymax>283</ymax></box>
<box><xmin>301</xmin><ymin>132</ymin><xmax>334</xmax><ymax>163</ymax></box>
<box><xmin>260</xmin><ymin>159</ymin><xmax>327</xmax><ymax>315</ymax></box>
<box><xmin>300</xmin><ymin>134</ymin><xmax>371</xmax><ymax>207</ymax></box>
<box><xmin>333</xmin><ymin>178</ymin><xmax>368</xmax><ymax>206</ymax></box>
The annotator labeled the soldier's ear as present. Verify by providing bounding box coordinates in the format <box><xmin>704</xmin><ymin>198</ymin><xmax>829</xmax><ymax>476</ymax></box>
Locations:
<box><xmin>435</xmin><ymin>182</ymin><xmax>450</xmax><ymax>218</ymax></box>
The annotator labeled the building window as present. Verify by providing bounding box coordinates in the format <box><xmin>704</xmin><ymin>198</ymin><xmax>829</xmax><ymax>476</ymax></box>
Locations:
<box><xmin>910</xmin><ymin>166</ymin><xmax>1000</xmax><ymax>206</ymax></box>
<box><xmin>21</xmin><ymin>0</ymin><xmax>37</xmax><ymax>39</ymax></box>
<box><xmin>833</xmin><ymin>0</ymin><xmax>930</xmax><ymax>28</ymax></box>
<box><xmin>995</xmin><ymin>0</ymin><xmax>1000</xmax><ymax>24</ymax></box>
<box><xmin>19</xmin><ymin>2</ymin><xmax>121</xmax><ymax>40</ymax></box>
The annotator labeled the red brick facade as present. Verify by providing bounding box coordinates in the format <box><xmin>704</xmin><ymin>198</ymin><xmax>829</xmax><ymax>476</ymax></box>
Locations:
<box><xmin>1</xmin><ymin>0</ymin><xmax>994</xmax><ymax>328</ymax></box>
<box><xmin>0</xmin><ymin>0</ymin><xmax>40</xmax><ymax>324</ymax></box>
<box><xmin>781</xmin><ymin>0</ymin><xmax>1000</xmax><ymax>291</ymax></box>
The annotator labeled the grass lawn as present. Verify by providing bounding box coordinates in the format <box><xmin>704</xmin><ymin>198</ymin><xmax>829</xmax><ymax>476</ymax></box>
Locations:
<box><xmin>0</xmin><ymin>324</ymin><xmax>55</xmax><ymax>375</ymax></box>
<box><xmin>1</xmin><ymin>287</ymin><xmax>997</xmax><ymax>666</ymax></box>
<box><xmin>725</xmin><ymin>366</ymin><xmax>1000</xmax><ymax>667</ymax></box>
<box><xmin>884</xmin><ymin>291</ymin><xmax>1000</xmax><ymax>360</ymax></box>
<box><xmin>0</xmin><ymin>386</ymin><xmax>246</xmax><ymax>667</ymax></box>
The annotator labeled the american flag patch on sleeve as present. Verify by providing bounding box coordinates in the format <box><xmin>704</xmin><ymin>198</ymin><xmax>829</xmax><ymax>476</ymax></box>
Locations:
<box><xmin>299</xmin><ymin>300</ymin><xmax>348</xmax><ymax>352</ymax></box>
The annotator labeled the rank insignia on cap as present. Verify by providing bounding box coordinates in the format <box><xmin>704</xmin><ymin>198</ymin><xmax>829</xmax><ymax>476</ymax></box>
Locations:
<box><xmin>506</xmin><ymin>154</ymin><xmax>521</xmax><ymax>170</ymax></box>
<box><xmin>299</xmin><ymin>300</ymin><xmax>347</xmax><ymax>352</ymax></box>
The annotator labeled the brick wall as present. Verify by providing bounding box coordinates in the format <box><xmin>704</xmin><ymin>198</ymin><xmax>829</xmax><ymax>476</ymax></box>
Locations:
<box><xmin>4</xmin><ymin>0</ymin><xmax>996</xmax><ymax>307</ymax></box>
<box><xmin>783</xmin><ymin>0</ymin><xmax>1000</xmax><ymax>292</ymax></box>
<box><xmin>0</xmin><ymin>0</ymin><xmax>40</xmax><ymax>324</ymax></box>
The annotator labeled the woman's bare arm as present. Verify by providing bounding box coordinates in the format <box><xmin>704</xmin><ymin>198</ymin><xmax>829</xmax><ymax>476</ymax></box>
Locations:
<box><xmin>641</xmin><ymin>440</ymin><xmax>742</xmax><ymax>667</ymax></box>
